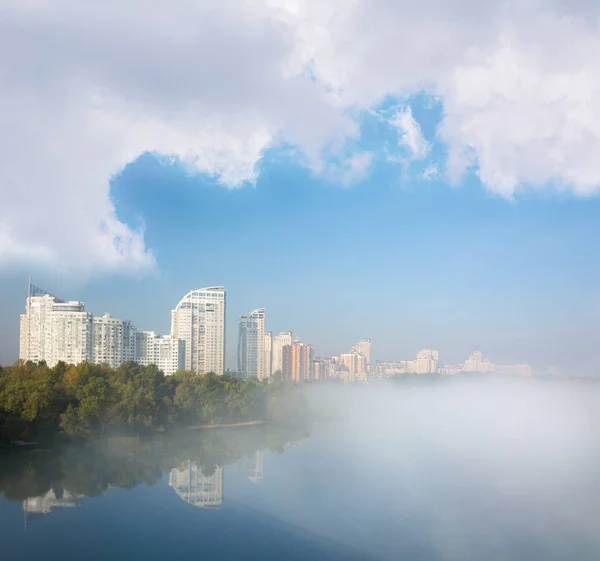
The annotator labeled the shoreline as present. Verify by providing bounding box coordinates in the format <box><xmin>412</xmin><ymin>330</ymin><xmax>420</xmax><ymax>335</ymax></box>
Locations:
<box><xmin>187</xmin><ymin>420</ymin><xmax>266</xmax><ymax>430</ymax></box>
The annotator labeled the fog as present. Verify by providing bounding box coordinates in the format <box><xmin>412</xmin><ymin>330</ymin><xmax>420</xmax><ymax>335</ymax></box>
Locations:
<box><xmin>2</xmin><ymin>376</ymin><xmax>600</xmax><ymax>561</ymax></box>
<box><xmin>276</xmin><ymin>377</ymin><xmax>600</xmax><ymax>560</ymax></box>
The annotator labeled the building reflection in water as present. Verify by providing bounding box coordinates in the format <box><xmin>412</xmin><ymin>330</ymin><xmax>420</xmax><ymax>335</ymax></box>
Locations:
<box><xmin>169</xmin><ymin>461</ymin><xmax>223</xmax><ymax>508</ymax></box>
<box><xmin>238</xmin><ymin>450</ymin><xmax>263</xmax><ymax>484</ymax></box>
<box><xmin>23</xmin><ymin>490</ymin><xmax>82</xmax><ymax>515</ymax></box>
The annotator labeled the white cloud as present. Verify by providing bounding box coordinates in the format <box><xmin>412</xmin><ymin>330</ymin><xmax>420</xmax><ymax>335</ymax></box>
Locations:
<box><xmin>388</xmin><ymin>106</ymin><xmax>430</xmax><ymax>160</ymax></box>
<box><xmin>423</xmin><ymin>164</ymin><xmax>440</xmax><ymax>181</ymax></box>
<box><xmin>336</xmin><ymin>151</ymin><xmax>374</xmax><ymax>186</ymax></box>
<box><xmin>3</xmin><ymin>0</ymin><xmax>600</xmax><ymax>274</ymax></box>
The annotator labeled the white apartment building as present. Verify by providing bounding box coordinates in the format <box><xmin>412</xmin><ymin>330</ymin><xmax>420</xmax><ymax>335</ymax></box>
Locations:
<box><xmin>135</xmin><ymin>331</ymin><xmax>184</xmax><ymax>376</ymax></box>
<box><xmin>19</xmin><ymin>290</ymin><xmax>56</xmax><ymax>363</ymax></box>
<box><xmin>171</xmin><ymin>287</ymin><xmax>226</xmax><ymax>375</ymax></box>
<box><xmin>238</xmin><ymin>308</ymin><xmax>266</xmax><ymax>380</ymax></box>
<box><xmin>47</xmin><ymin>301</ymin><xmax>93</xmax><ymax>367</ymax></box>
<box><xmin>93</xmin><ymin>313</ymin><xmax>137</xmax><ymax>368</ymax></box>
<box><xmin>20</xmin><ymin>287</ymin><xmax>94</xmax><ymax>367</ymax></box>
<box><xmin>20</xmin><ymin>284</ymin><xmax>185</xmax><ymax>373</ymax></box>
<box><xmin>271</xmin><ymin>331</ymin><xmax>292</xmax><ymax>374</ymax></box>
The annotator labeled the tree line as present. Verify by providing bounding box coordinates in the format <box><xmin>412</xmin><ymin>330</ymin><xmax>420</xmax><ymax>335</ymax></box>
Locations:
<box><xmin>0</xmin><ymin>361</ymin><xmax>307</xmax><ymax>445</ymax></box>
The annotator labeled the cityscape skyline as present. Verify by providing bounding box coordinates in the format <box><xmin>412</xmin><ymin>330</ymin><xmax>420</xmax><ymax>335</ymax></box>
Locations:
<box><xmin>16</xmin><ymin>281</ymin><xmax>532</xmax><ymax>379</ymax></box>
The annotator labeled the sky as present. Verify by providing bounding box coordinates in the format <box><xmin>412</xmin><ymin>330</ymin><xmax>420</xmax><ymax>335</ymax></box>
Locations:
<box><xmin>2</xmin><ymin>0</ymin><xmax>600</xmax><ymax>373</ymax></box>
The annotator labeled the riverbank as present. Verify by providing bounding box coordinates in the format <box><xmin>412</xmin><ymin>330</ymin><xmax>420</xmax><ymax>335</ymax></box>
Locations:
<box><xmin>187</xmin><ymin>420</ymin><xmax>266</xmax><ymax>430</ymax></box>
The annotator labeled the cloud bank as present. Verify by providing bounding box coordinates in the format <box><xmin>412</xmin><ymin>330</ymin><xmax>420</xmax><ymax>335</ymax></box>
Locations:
<box><xmin>2</xmin><ymin>0</ymin><xmax>600</xmax><ymax>273</ymax></box>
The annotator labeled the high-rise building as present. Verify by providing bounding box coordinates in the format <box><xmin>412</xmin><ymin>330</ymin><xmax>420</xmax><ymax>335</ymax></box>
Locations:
<box><xmin>122</xmin><ymin>320</ymin><xmax>137</xmax><ymax>363</ymax></box>
<box><xmin>93</xmin><ymin>313</ymin><xmax>133</xmax><ymax>368</ymax></box>
<box><xmin>313</xmin><ymin>359</ymin><xmax>323</xmax><ymax>381</ymax></box>
<box><xmin>171</xmin><ymin>287</ymin><xmax>226</xmax><ymax>375</ymax></box>
<box><xmin>340</xmin><ymin>353</ymin><xmax>358</xmax><ymax>382</ymax></box>
<box><xmin>19</xmin><ymin>286</ymin><xmax>56</xmax><ymax>363</ymax></box>
<box><xmin>135</xmin><ymin>331</ymin><xmax>184</xmax><ymax>376</ymax></box>
<box><xmin>271</xmin><ymin>331</ymin><xmax>292</xmax><ymax>375</ymax></box>
<box><xmin>19</xmin><ymin>283</ymin><xmax>186</xmax><ymax>373</ymax></box>
<box><xmin>20</xmin><ymin>285</ymin><xmax>94</xmax><ymax>367</ymax></box>
<box><xmin>264</xmin><ymin>332</ymin><xmax>272</xmax><ymax>378</ymax></box>
<box><xmin>300</xmin><ymin>343</ymin><xmax>314</xmax><ymax>381</ymax></box>
<box><xmin>353</xmin><ymin>338</ymin><xmax>372</xmax><ymax>371</ymax></box>
<box><xmin>47</xmin><ymin>301</ymin><xmax>93</xmax><ymax>367</ymax></box>
<box><xmin>237</xmin><ymin>308</ymin><xmax>266</xmax><ymax>380</ymax></box>
<box><xmin>283</xmin><ymin>339</ymin><xmax>313</xmax><ymax>382</ymax></box>
<box><xmin>154</xmin><ymin>335</ymin><xmax>185</xmax><ymax>376</ymax></box>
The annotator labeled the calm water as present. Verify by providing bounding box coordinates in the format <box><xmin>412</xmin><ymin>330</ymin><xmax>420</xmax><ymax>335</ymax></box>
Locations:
<box><xmin>1</xmin><ymin>381</ymin><xmax>600</xmax><ymax>561</ymax></box>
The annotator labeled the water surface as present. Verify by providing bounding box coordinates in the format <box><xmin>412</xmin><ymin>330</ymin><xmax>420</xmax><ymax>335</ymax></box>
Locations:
<box><xmin>2</xmin><ymin>381</ymin><xmax>599</xmax><ymax>561</ymax></box>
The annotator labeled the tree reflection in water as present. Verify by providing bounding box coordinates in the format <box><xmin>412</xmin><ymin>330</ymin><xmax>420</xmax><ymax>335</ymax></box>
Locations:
<box><xmin>0</xmin><ymin>424</ymin><xmax>308</xmax><ymax>514</ymax></box>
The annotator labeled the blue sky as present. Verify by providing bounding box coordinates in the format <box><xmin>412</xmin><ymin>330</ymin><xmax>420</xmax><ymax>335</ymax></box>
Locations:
<box><xmin>2</xmin><ymin>97</ymin><xmax>600</xmax><ymax>373</ymax></box>
<box><xmin>2</xmin><ymin>1</ymin><xmax>600</xmax><ymax>374</ymax></box>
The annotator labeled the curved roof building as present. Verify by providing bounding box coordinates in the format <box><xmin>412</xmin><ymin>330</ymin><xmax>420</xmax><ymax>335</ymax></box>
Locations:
<box><xmin>171</xmin><ymin>287</ymin><xmax>226</xmax><ymax>375</ymax></box>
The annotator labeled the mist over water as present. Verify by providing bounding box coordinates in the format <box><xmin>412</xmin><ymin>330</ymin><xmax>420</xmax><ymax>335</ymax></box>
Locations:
<box><xmin>2</xmin><ymin>377</ymin><xmax>599</xmax><ymax>561</ymax></box>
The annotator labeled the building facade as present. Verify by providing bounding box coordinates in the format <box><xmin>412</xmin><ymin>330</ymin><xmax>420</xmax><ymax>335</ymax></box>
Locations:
<box><xmin>464</xmin><ymin>351</ymin><xmax>493</xmax><ymax>373</ymax></box>
<box><xmin>93</xmin><ymin>313</ymin><xmax>122</xmax><ymax>368</ymax></box>
<box><xmin>171</xmin><ymin>287</ymin><xmax>226</xmax><ymax>375</ymax></box>
<box><xmin>135</xmin><ymin>331</ymin><xmax>184</xmax><ymax>376</ymax></box>
<box><xmin>271</xmin><ymin>331</ymin><xmax>292</xmax><ymax>375</ymax></box>
<box><xmin>19</xmin><ymin>283</ymin><xmax>187</xmax><ymax>375</ymax></box>
<box><xmin>47</xmin><ymin>301</ymin><xmax>93</xmax><ymax>367</ymax></box>
<box><xmin>264</xmin><ymin>332</ymin><xmax>272</xmax><ymax>379</ymax></box>
<box><xmin>237</xmin><ymin>308</ymin><xmax>266</xmax><ymax>380</ymax></box>
<box><xmin>282</xmin><ymin>340</ymin><xmax>313</xmax><ymax>382</ymax></box>
<box><xmin>353</xmin><ymin>338</ymin><xmax>372</xmax><ymax>371</ymax></box>
<box><xmin>20</xmin><ymin>286</ymin><xmax>94</xmax><ymax>367</ymax></box>
<box><xmin>415</xmin><ymin>348</ymin><xmax>439</xmax><ymax>374</ymax></box>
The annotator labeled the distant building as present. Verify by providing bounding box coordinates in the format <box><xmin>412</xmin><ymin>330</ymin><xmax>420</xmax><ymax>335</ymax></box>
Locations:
<box><xmin>282</xmin><ymin>339</ymin><xmax>314</xmax><ymax>382</ymax></box>
<box><xmin>464</xmin><ymin>351</ymin><xmax>493</xmax><ymax>373</ymax></box>
<box><xmin>416</xmin><ymin>348</ymin><xmax>439</xmax><ymax>374</ymax></box>
<box><xmin>171</xmin><ymin>287</ymin><xmax>226</xmax><ymax>375</ymax></box>
<box><xmin>339</xmin><ymin>353</ymin><xmax>358</xmax><ymax>381</ymax></box>
<box><xmin>264</xmin><ymin>332</ymin><xmax>272</xmax><ymax>378</ymax></box>
<box><xmin>461</xmin><ymin>351</ymin><xmax>532</xmax><ymax>376</ymax></box>
<box><xmin>353</xmin><ymin>338</ymin><xmax>372</xmax><ymax>371</ymax></box>
<box><xmin>438</xmin><ymin>364</ymin><xmax>464</xmax><ymax>376</ymax></box>
<box><xmin>237</xmin><ymin>308</ymin><xmax>267</xmax><ymax>380</ymax></box>
<box><xmin>272</xmin><ymin>331</ymin><xmax>292</xmax><ymax>374</ymax></box>
<box><xmin>313</xmin><ymin>358</ymin><xmax>326</xmax><ymax>381</ymax></box>
<box><xmin>371</xmin><ymin>360</ymin><xmax>412</xmax><ymax>376</ymax></box>
<box><xmin>493</xmin><ymin>363</ymin><xmax>533</xmax><ymax>376</ymax></box>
